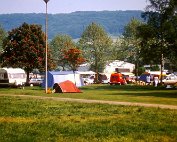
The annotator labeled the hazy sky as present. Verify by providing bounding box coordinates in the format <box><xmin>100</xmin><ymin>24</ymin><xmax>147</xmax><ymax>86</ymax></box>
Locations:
<box><xmin>0</xmin><ymin>0</ymin><xmax>149</xmax><ymax>14</ymax></box>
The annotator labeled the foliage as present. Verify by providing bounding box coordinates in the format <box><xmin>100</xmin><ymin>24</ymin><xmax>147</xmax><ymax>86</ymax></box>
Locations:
<box><xmin>62</xmin><ymin>47</ymin><xmax>86</xmax><ymax>71</ymax></box>
<box><xmin>1</xmin><ymin>22</ymin><xmax>56</xmax><ymax>82</ymax></box>
<box><xmin>122</xmin><ymin>18</ymin><xmax>143</xmax><ymax>61</ymax></box>
<box><xmin>150</xmin><ymin>65</ymin><xmax>160</xmax><ymax>71</ymax></box>
<box><xmin>79</xmin><ymin>22</ymin><xmax>113</xmax><ymax>81</ymax></box>
<box><xmin>133</xmin><ymin>66</ymin><xmax>146</xmax><ymax>76</ymax></box>
<box><xmin>138</xmin><ymin>0</ymin><xmax>177</xmax><ymax>70</ymax></box>
<box><xmin>114</xmin><ymin>18</ymin><xmax>143</xmax><ymax>76</ymax></box>
<box><xmin>50</xmin><ymin>34</ymin><xmax>75</xmax><ymax>70</ymax></box>
<box><xmin>0</xmin><ymin>24</ymin><xmax>6</xmax><ymax>51</ymax></box>
<box><xmin>0</xmin><ymin>11</ymin><xmax>143</xmax><ymax>39</ymax></box>
<box><xmin>0</xmin><ymin>25</ymin><xmax>6</xmax><ymax>67</ymax></box>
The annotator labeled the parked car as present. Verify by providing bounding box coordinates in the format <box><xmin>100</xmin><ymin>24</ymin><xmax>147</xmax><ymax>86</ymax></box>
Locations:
<box><xmin>162</xmin><ymin>74</ymin><xmax>177</xmax><ymax>86</ymax></box>
<box><xmin>83</xmin><ymin>77</ymin><xmax>94</xmax><ymax>84</ymax></box>
<box><xmin>102</xmin><ymin>78</ymin><xmax>110</xmax><ymax>84</ymax></box>
<box><xmin>29</xmin><ymin>78</ymin><xmax>43</xmax><ymax>86</ymax></box>
<box><xmin>99</xmin><ymin>74</ymin><xmax>110</xmax><ymax>84</ymax></box>
<box><xmin>109</xmin><ymin>72</ymin><xmax>126</xmax><ymax>85</ymax></box>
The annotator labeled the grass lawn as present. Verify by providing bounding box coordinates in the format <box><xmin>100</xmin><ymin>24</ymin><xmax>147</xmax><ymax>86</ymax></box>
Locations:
<box><xmin>0</xmin><ymin>96</ymin><xmax>177</xmax><ymax>142</ymax></box>
<box><xmin>0</xmin><ymin>84</ymin><xmax>177</xmax><ymax>105</ymax></box>
<box><xmin>0</xmin><ymin>84</ymin><xmax>177</xmax><ymax>141</ymax></box>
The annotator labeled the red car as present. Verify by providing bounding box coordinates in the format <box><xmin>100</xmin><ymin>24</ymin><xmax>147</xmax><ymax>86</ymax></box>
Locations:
<box><xmin>109</xmin><ymin>73</ymin><xmax>126</xmax><ymax>85</ymax></box>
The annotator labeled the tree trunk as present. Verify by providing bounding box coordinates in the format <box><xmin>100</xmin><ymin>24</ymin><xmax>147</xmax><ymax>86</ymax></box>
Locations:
<box><xmin>26</xmin><ymin>70</ymin><xmax>30</xmax><ymax>85</ymax></box>
<box><xmin>73</xmin><ymin>70</ymin><xmax>76</xmax><ymax>85</ymax></box>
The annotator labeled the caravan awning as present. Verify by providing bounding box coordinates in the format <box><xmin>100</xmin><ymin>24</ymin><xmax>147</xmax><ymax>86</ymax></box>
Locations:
<box><xmin>77</xmin><ymin>71</ymin><xmax>96</xmax><ymax>75</ymax></box>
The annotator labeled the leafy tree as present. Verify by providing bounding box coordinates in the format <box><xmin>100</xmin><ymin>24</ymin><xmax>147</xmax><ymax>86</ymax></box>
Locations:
<box><xmin>79</xmin><ymin>22</ymin><xmax>113</xmax><ymax>82</ymax></box>
<box><xmin>62</xmin><ymin>46</ymin><xmax>85</xmax><ymax>84</ymax></box>
<box><xmin>111</xmin><ymin>37</ymin><xmax>127</xmax><ymax>61</ymax></box>
<box><xmin>118</xmin><ymin>18</ymin><xmax>143</xmax><ymax>76</ymax></box>
<box><xmin>50</xmin><ymin>34</ymin><xmax>75</xmax><ymax>70</ymax></box>
<box><xmin>0</xmin><ymin>24</ymin><xmax>6</xmax><ymax>66</ymax></box>
<box><xmin>137</xmin><ymin>0</ymin><xmax>177</xmax><ymax>83</ymax></box>
<box><xmin>1</xmin><ymin>22</ymin><xmax>56</xmax><ymax>83</ymax></box>
<box><xmin>150</xmin><ymin>65</ymin><xmax>160</xmax><ymax>71</ymax></box>
<box><xmin>139</xmin><ymin>1</ymin><xmax>168</xmax><ymax>63</ymax></box>
<box><xmin>161</xmin><ymin>0</ymin><xmax>177</xmax><ymax>69</ymax></box>
<box><xmin>62</xmin><ymin>47</ymin><xmax>85</xmax><ymax>71</ymax></box>
<box><xmin>0</xmin><ymin>24</ymin><xmax>6</xmax><ymax>50</ymax></box>
<box><xmin>111</xmin><ymin>19</ymin><xmax>143</xmax><ymax>71</ymax></box>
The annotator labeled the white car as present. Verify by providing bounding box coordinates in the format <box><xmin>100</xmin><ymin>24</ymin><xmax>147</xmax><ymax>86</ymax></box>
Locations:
<box><xmin>162</xmin><ymin>74</ymin><xmax>177</xmax><ymax>86</ymax></box>
<box><xmin>83</xmin><ymin>78</ymin><xmax>94</xmax><ymax>84</ymax></box>
<box><xmin>29</xmin><ymin>78</ymin><xmax>43</xmax><ymax>86</ymax></box>
<box><xmin>101</xmin><ymin>78</ymin><xmax>110</xmax><ymax>84</ymax></box>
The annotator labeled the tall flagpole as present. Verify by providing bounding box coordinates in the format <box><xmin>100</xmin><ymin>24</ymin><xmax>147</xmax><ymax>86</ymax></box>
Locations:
<box><xmin>43</xmin><ymin>0</ymin><xmax>49</xmax><ymax>93</ymax></box>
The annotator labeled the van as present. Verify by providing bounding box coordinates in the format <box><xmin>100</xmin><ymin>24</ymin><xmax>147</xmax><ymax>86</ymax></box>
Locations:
<box><xmin>29</xmin><ymin>78</ymin><xmax>43</xmax><ymax>86</ymax></box>
<box><xmin>109</xmin><ymin>72</ymin><xmax>126</xmax><ymax>85</ymax></box>
<box><xmin>0</xmin><ymin>68</ymin><xmax>26</xmax><ymax>87</ymax></box>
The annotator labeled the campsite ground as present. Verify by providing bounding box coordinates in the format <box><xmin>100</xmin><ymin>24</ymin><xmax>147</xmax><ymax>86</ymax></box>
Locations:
<box><xmin>1</xmin><ymin>84</ymin><xmax>177</xmax><ymax>106</ymax></box>
<box><xmin>0</xmin><ymin>84</ymin><xmax>177</xmax><ymax>141</ymax></box>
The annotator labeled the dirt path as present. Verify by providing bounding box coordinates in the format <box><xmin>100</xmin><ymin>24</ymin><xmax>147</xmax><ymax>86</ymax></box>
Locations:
<box><xmin>1</xmin><ymin>94</ymin><xmax>177</xmax><ymax>110</ymax></box>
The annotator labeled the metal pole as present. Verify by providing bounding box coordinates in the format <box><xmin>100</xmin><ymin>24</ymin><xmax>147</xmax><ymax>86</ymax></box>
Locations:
<box><xmin>44</xmin><ymin>0</ymin><xmax>49</xmax><ymax>93</ymax></box>
<box><xmin>160</xmin><ymin>53</ymin><xmax>163</xmax><ymax>84</ymax></box>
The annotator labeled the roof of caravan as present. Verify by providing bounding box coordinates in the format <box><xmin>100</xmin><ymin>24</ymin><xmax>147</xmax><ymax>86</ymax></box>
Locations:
<box><xmin>48</xmin><ymin>71</ymin><xmax>96</xmax><ymax>75</ymax></box>
<box><xmin>0</xmin><ymin>68</ymin><xmax>25</xmax><ymax>73</ymax></box>
<box><xmin>49</xmin><ymin>71</ymin><xmax>80</xmax><ymax>75</ymax></box>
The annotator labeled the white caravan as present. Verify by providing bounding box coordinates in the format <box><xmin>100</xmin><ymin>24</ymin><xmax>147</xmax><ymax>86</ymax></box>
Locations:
<box><xmin>0</xmin><ymin>68</ymin><xmax>26</xmax><ymax>87</ymax></box>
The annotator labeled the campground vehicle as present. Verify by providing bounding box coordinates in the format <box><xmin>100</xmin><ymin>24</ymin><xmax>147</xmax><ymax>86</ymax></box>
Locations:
<box><xmin>82</xmin><ymin>77</ymin><xmax>94</xmax><ymax>84</ymax></box>
<box><xmin>29</xmin><ymin>78</ymin><xmax>43</xmax><ymax>86</ymax></box>
<box><xmin>122</xmin><ymin>72</ymin><xmax>135</xmax><ymax>84</ymax></box>
<box><xmin>0</xmin><ymin>68</ymin><xmax>26</xmax><ymax>87</ymax></box>
<box><xmin>99</xmin><ymin>73</ymin><xmax>110</xmax><ymax>84</ymax></box>
<box><xmin>162</xmin><ymin>74</ymin><xmax>177</xmax><ymax>86</ymax></box>
<box><xmin>109</xmin><ymin>72</ymin><xmax>126</xmax><ymax>85</ymax></box>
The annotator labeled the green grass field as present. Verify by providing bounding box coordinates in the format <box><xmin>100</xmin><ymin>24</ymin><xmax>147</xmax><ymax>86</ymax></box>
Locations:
<box><xmin>0</xmin><ymin>84</ymin><xmax>177</xmax><ymax>142</ymax></box>
<box><xmin>1</xmin><ymin>84</ymin><xmax>177</xmax><ymax>105</ymax></box>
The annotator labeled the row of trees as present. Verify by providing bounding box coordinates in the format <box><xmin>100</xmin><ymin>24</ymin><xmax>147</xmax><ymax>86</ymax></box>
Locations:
<box><xmin>109</xmin><ymin>0</ymin><xmax>177</xmax><ymax>79</ymax></box>
<box><xmin>138</xmin><ymin>0</ymin><xmax>177</xmax><ymax>83</ymax></box>
<box><xmin>0</xmin><ymin>23</ymin><xmax>86</xmax><ymax>83</ymax></box>
<box><xmin>0</xmin><ymin>0</ymin><xmax>177</xmax><ymax>83</ymax></box>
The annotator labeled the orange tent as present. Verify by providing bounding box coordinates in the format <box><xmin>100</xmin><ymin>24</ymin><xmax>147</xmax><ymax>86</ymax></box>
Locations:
<box><xmin>53</xmin><ymin>80</ymin><xmax>82</xmax><ymax>93</ymax></box>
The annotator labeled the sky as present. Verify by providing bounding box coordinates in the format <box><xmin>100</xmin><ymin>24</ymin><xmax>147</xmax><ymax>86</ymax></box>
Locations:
<box><xmin>0</xmin><ymin>0</ymin><xmax>149</xmax><ymax>14</ymax></box>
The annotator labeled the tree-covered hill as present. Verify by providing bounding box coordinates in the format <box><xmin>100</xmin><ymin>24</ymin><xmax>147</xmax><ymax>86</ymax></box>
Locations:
<box><xmin>0</xmin><ymin>10</ymin><xmax>143</xmax><ymax>39</ymax></box>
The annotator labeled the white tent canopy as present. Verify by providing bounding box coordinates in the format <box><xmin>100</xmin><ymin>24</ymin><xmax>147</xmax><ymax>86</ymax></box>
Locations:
<box><xmin>42</xmin><ymin>71</ymin><xmax>96</xmax><ymax>88</ymax></box>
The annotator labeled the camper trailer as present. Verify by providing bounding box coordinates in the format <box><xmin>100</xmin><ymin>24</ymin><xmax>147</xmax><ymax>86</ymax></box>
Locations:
<box><xmin>0</xmin><ymin>68</ymin><xmax>26</xmax><ymax>87</ymax></box>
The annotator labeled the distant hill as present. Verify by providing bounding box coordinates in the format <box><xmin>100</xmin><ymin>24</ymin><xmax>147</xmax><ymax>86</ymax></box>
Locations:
<box><xmin>0</xmin><ymin>10</ymin><xmax>143</xmax><ymax>39</ymax></box>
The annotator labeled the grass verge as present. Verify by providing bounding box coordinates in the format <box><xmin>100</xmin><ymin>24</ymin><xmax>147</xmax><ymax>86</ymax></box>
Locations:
<box><xmin>0</xmin><ymin>84</ymin><xmax>177</xmax><ymax>105</ymax></box>
<box><xmin>0</xmin><ymin>96</ymin><xmax>177</xmax><ymax>142</ymax></box>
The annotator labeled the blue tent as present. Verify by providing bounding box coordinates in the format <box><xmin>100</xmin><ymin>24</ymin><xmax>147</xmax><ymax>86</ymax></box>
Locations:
<box><xmin>42</xmin><ymin>71</ymin><xmax>84</xmax><ymax>88</ymax></box>
<box><xmin>139</xmin><ymin>72</ymin><xmax>151</xmax><ymax>82</ymax></box>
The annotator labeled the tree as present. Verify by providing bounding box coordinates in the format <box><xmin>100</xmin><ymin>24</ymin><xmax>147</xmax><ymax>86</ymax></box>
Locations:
<box><xmin>79</xmin><ymin>22</ymin><xmax>113</xmax><ymax>82</ymax></box>
<box><xmin>50</xmin><ymin>34</ymin><xmax>75</xmax><ymax>70</ymax></box>
<box><xmin>137</xmin><ymin>0</ymin><xmax>177</xmax><ymax>83</ymax></box>
<box><xmin>123</xmin><ymin>18</ymin><xmax>143</xmax><ymax>77</ymax></box>
<box><xmin>108</xmin><ymin>19</ymin><xmax>144</xmax><ymax>77</ymax></box>
<box><xmin>0</xmin><ymin>25</ymin><xmax>6</xmax><ymax>50</ymax></box>
<box><xmin>111</xmin><ymin>37</ymin><xmax>128</xmax><ymax>61</ymax></box>
<box><xmin>1</xmin><ymin>22</ymin><xmax>56</xmax><ymax>83</ymax></box>
<box><xmin>161</xmin><ymin>0</ymin><xmax>177</xmax><ymax>70</ymax></box>
<box><xmin>0</xmin><ymin>24</ymin><xmax>6</xmax><ymax>66</ymax></box>
<box><xmin>62</xmin><ymin>47</ymin><xmax>85</xmax><ymax>71</ymax></box>
<box><xmin>62</xmin><ymin>46</ymin><xmax>85</xmax><ymax>84</ymax></box>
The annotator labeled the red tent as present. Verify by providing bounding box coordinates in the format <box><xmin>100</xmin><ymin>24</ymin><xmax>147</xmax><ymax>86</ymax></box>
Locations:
<box><xmin>53</xmin><ymin>80</ymin><xmax>82</xmax><ymax>93</ymax></box>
